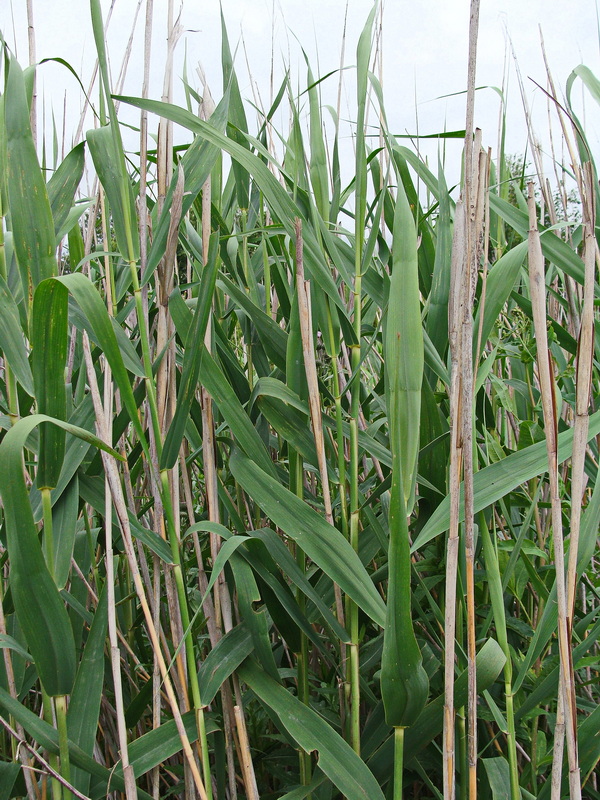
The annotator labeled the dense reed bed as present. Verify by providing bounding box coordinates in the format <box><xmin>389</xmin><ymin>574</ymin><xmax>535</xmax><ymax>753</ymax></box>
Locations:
<box><xmin>0</xmin><ymin>2</ymin><xmax>598</xmax><ymax>799</ymax></box>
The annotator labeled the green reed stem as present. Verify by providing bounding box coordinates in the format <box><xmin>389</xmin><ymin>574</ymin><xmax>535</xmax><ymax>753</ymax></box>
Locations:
<box><xmin>394</xmin><ymin>727</ymin><xmax>405</xmax><ymax>800</ymax></box>
<box><xmin>41</xmin><ymin>487</ymin><xmax>54</xmax><ymax>581</ymax></box>
<box><xmin>54</xmin><ymin>695</ymin><xmax>72</xmax><ymax>800</ymax></box>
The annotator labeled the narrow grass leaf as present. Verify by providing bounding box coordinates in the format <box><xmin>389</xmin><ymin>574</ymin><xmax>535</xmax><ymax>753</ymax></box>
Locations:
<box><xmin>161</xmin><ymin>232</ymin><xmax>219</xmax><ymax>469</ymax></box>
<box><xmin>46</xmin><ymin>141</ymin><xmax>85</xmax><ymax>240</ymax></box>
<box><xmin>67</xmin><ymin>586</ymin><xmax>108</xmax><ymax>796</ymax></box>
<box><xmin>0</xmin><ymin>687</ymin><xmax>153</xmax><ymax>800</ymax></box>
<box><xmin>230</xmin><ymin>448</ymin><xmax>386</xmax><ymax>627</ymax></box>
<box><xmin>413</xmin><ymin>407</ymin><xmax>600</xmax><ymax>549</ymax></box>
<box><xmin>0</xmin><ymin>274</ymin><xmax>33</xmax><ymax>395</ymax></box>
<box><xmin>198</xmin><ymin>624</ymin><xmax>253</xmax><ymax>706</ymax></box>
<box><xmin>239</xmin><ymin>658</ymin><xmax>386</xmax><ymax>800</ymax></box>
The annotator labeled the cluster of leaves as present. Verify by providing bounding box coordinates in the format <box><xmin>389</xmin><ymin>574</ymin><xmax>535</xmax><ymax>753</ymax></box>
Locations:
<box><xmin>0</xmin><ymin>4</ymin><xmax>598</xmax><ymax>800</ymax></box>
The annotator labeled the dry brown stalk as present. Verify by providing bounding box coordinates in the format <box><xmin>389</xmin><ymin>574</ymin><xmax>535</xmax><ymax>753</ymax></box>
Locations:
<box><xmin>295</xmin><ymin>218</ymin><xmax>345</xmax><ymax>630</ymax></box>
<box><xmin>444</xmin><ymin>196</ymin><xmax>466</xmax><ymax>800</ymax></box>
<box><xmin>527</xmin><ymin>184</ymin><xmax>581</xmax><ymax>800</ymax></box>
<box><xmin>82</xmin><ymin>333</ymin><xmax>210</xmax><ymax>800</ymax></box>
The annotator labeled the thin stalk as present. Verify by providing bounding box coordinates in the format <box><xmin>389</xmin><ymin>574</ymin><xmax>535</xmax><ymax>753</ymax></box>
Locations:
<box><xmin>527</xmin><ymin>184</ymin><xmax>581</xmax><ymax>800</ymax></box>
<box><xmin>479</xmin><ymin>512</ymin><xmax>520</xmax><ymax>799</ymax></box>
<box><xmin>393</xmin><ymin>727</ymin><xmax>405</xmax><ymax>800</ymax></box>
<box><xmin>444</xmin><ymin>197</ymin><xmax>466</xmax><ymax>800</ymax></box>
<box><xmin>42</xmin><ymin>687</ymin><xmax>61</xmax><ymax>800</ymax></box>
<box><xmin>82</xmin><ymin>334</ymin><xmax>210</xmax><ymax>800</ymax></box>
<box><xmin>54</xmin><ymin>696</ymin><xmax>71</xmax><ymax>800</ymax></box>
<box><xmin>566</xmin><ymin>162</ymin><xmax>595</xmax><ymax>618</ymax></box>
<box><xmin>0</xmin><ymin>716</ymin><xmax>90</xmax><ymax>800</ymax></box>
<box><xmin>41</xmin><ymin>487</ymin><xmax>55</xmax><ymax>581</ymax></box>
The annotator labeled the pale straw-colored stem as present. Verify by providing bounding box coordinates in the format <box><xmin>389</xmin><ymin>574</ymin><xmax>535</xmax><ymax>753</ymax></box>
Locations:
<box><xmin>82</xmin><ymin>333</ymin><xmax>210</xmax><ymax>800</ymax></box>
<box><xmin>528</xmin><ymin>184</ymin><xmax>581</xmax><ymax>800</ymax></box>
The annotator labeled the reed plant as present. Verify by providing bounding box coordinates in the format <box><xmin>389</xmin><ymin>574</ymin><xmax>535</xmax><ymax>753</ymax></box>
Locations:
<box><xmin>0</xmin><ymin>3</ymin><xmax>598</xmax><ymax>799</ymax></box>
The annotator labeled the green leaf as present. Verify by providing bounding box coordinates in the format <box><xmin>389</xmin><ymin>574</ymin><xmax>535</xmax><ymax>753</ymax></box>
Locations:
<box><xmin>230</xmin><ymin>448</ymin><xmax>386</xmax><ymax>628</ymax></box>
<box><xmin>161</xmin><ymin>233</ymin><xmax>219</xmax><ymax>469</ymax></box>
<box><xmin>473</xmin><ymin>241</ymin><xmax>527</xmax><ymax>359</ymax></box>
<box><xmin>482</xmin><ymin>757</ymin><xmax>511</xmax><ymax>800</ymax></box>
<box><xmin>0</xmin><ymin>415</ymin><xmax>121</xmax><ymax>696</ymax></box>
<box><xmin>198</xmin><ymin>624</ymin><xmax>253</xmax><ymax>707</ymax></box>
<box><xmin>0</xmin><ymin>274</ymin><xmax>33</xmax><ymax>396</ymax></box>
<box><xmin>0</xmin><ymin>686</ymin><xmax>153</xmax><ymax>800</ymax></box>
<box><xmin>46</xmin><ymin>142</ymin><xmax>85</xmax><ymax>241</ymax></box>
<box><xmin>5</xmin><ymin>57</ymin><xmax>56</xmax><ymax>288</ymax></box>
<box><xmin>67</xmin><ymin>587</ymin><xmax>108</xmax><ymax>796</ymax></box>
<box><xmin>32</xmin><ymin>279</ymin><xmax>69</xmax><ymax>488</ymax></box>
<box><xmin>114</xmin><ymin>93</ymin><xmax>349</xmax><ymax>315</ymax></box>
<box><xmin>86</xmin><ymin>124</ymin><xmax>139</xmax><ymax>263</ymax></box>
<box><xmin>239</xmin><ymin>659</ymin><xmax>386</xmax><ymax>800</ymax></box>
<box><xmin>413</xmin><ymin>408</ymin><xmax>600</xmax><ymax>550</ymax></box>
<box><xmin>489</xmin><ymin>194</ymin><xmax>592</xmax><ymax>288</ymax></box>
<box><xmin>52</xmin><ymin>475</ymin><xmax>79</xmax><ymax>590</ymax></box>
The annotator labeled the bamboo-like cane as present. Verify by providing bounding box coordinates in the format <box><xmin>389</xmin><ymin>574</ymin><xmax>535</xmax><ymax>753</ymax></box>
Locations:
<box><xmin>444</xmin><ymin>6</ymin><xmax>481</xmax><ymax>798</ymax></box>
<box><xmin>527</xmin><ymin>183</ymin><xmax>582</xmax><ymax>800</ymax></box>
<box><xmin>444</xmin><ymin>197</ymin><xmax>466</xmax><ymax>800</ymax></box>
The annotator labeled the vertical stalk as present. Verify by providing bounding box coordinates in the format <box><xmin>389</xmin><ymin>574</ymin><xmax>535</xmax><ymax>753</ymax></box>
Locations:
<box><xmin>347</xmin><ymin>7</ymin><xmax>377</xmax><ymax>754</ymax></box>
<box><xmin>54</xmin><ymin>696</ymin><xmax>71</xmax><ymax>800</ymax></box>
<box><xmin>393</xmin><ymin>727</ymin><xmax>405</xmax><ymax>800</ymax></box>
<box><xmin>527</xmin><ymin>184</ymin><xmax>581</xmax><ymax>800</ymax></box>
<box><xmin>445</xmin><ymin>5</ymin><xmax>481</xmax><ymax>798</ymax></box>
<box><xmin>82</xmin><ymin>334</ymin><xmax>210</xmax><ymax>800</ymax></box>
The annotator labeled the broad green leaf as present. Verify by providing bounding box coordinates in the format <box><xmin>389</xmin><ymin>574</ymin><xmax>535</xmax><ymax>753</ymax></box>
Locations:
<box><xmin>193</xmin><ymin>521</ymin><xmax>349</xmax><ymax>646</ymax></box>
<box><xmin>198</xmin><ymin>624</ymin><xmax>253</xmax><ymax>707</ymax></box>
<box><xmin>0</xmin><ymin>761</ymin><xmax>21</xmax><ymax>800</ymax></box>
<box><xmin>230</xmin><ymin>448</ymin><xmax>386</xmax><ymax>628</ymax></box>
<box><xmin>5</xmin><ymin>57</ymin><xmax>56</xmax><ymax>289</ymax></box>
<box><xmin>218</xmin><ymin>273</ymin><xmax>287</xmax><ymax>371</ymax></box>
<box><xmin>482</xmin><ymin>758</ymin><xmax>511</xmax><ymax>800</ymax></box>
<box><xmin>0</xmin><ymin>634</ymin><xmax>31</xmax><ymax>662</ymax></box>
<box><xmin>239</xmin><ymin>658</ymin><xmax>386</xmax><ymax>800</ymax></box>
<box><xmin>57</xmin><ymin>273</ymin><xmax>149</xmax><ymax>453</ymax></box>
<box><xmin>114</xmin><ymin>94</ymin><xmax>348</xmax><ymax>314</ymax></box>
<box><xmin>489</xmin><ymin>194</ymin><xmax>592</xmax><ymax>289</ymax></box>
<box><xmin>144</xmin><ymin>93</ymin><xmax>229</xmax><ymax>283</ymax></box>
<box><xmin>474</xmin><ymin>241</ymin><xmax>527</xmax><ymax>359</ymax></box>
<box><xmin>52</xmin><ymin>475</ymin><xmax>79</xmax><ymax>589</ymax></box>
<box><xmin>0</xmin><ymin>415</ymin><xmax>120</xmax><ymax>696</ymax></box>
<box><xmin>426</xmin><ymin>160</ymin><xmax>452</xmax><ymax>359</ymax></box>
<box><xmin>88</xmin><ymin>0</ymin><xmax>139</xmax><ymax>264</ymax></box>
<box><xmin>199</xmin><ymin>347</ymin><xmax>276</xmax><ymax>479</ymax></box>
<box><xmin>46</xmin><ymin>141</ymin><xmax>85</xmax><ymax>240</ymax></box>
<box><xmin>32</xmin><ymin>279</ymin><xmax>68</xmax><ymax>488</ymax></box>
<box><xmin>86</xmin><ymin>124</ymin><xmax>139</xmax><ymax>263</ymax></box>
<box><xmin>385</xmin><ymin>172</ymin><xmax>423</xmax><ymax>510</ymax></box>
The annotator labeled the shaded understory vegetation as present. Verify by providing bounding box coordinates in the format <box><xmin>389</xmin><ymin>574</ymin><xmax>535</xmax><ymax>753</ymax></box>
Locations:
<box><xmin>0</xmin><ymin>2</ymin><xmax>599</xmax><ymax>799</ymax></box>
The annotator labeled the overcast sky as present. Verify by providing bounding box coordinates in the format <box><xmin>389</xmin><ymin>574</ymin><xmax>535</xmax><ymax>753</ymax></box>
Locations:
<box><xmin>2</xmin><ymin>0</ymin><xmax>599</xmax><ymax>191</ymax></box>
